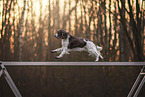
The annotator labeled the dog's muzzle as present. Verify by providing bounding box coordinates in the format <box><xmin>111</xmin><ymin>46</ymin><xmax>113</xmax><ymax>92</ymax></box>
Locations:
<box><xmin>54</xmin><ymin>35</ymin><xmax>57</xmax><ymax>38</ymax></box>
<box><xmin>54</xmin><ymin>33</ymin><xmax>58</xmax><ymax>38</ymax></box>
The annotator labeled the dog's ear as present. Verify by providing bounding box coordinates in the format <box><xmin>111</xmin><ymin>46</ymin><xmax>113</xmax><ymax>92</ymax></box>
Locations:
<box><xmin>62</xmin><ymin>30</ymin><xmax>69</xmax><ymax>39</ymax></box>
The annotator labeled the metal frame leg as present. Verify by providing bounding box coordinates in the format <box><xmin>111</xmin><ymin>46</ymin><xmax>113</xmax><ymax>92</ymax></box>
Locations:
<box><xmin>133</xmin><ymin>76</ymin><xmax>145</xmax><ymax>97</ymax></box>
<box><xmin>0</xmin><ymin>62</ymin><xmax>22</xmax><ymax>97</ymax></box>
<box><xmin>127</xmin><ymin>66</ymin><xmax>145</xmax><ymax>97</ymax></box>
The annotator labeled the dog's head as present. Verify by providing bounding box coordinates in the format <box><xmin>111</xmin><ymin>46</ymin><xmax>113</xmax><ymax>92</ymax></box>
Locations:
<box><xmin>54</xmin><ymin>30</ymin><xmax>69</xmax><ymax>39</ymax></box>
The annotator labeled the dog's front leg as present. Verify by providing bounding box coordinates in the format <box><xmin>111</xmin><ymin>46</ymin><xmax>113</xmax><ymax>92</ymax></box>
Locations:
<box><xmin>51</xmin><ymin>47</ymin><xmax>63</xmax><ymax>53</ymax></box>
<box><xmin>55</xmin><ymin>48</ymin><xmax>69</xmax><ymax>59</ymax></box>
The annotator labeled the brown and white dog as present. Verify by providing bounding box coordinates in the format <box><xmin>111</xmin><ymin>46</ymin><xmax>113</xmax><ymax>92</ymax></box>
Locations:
<box><xmin>51</xmin><ymin>30</ymin><xmax>103</xmax><ymax>61</ymax></box>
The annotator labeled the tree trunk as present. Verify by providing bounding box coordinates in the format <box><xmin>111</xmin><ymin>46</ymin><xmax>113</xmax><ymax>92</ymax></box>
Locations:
<box><xmin>62</xmin><ymin>0</ymin><xmax>66</xmax><ymax>30</ymax></box>
<box><xmin>119</xmin><ymin>0</ymin><xmax>125</xmax><ymax>61</ymax></box>
<box><xmin>79</xmin><ymin>0</ymin><xmax>83</xmax><ymax>36</ymax></box>
<box><xmin>19</xmin><ymin>0</ymin><xmax>26</xmax><ymax>61</ymax></box>
<box><xmin>74</xmin><ymin>0</ymin><xmax>78</xmax><ymax>35</ymax></box>
<box><xmin>83</xmin><ymin>3</ymin><xmax>89</xmax><ymax>38</ymax></box>
<box><xmin>46</xmin><ymin>0</ymin><xmax>52</xmax><ymax>61</ymax></box>
<box><xmin>108</xmin><ymin>0</ymin><xmax>112</xmax><ymax>61</ymax></box>
<box><xmin>103</xmin><ymin>0</ymin><xmax>108</xmax><ymax>61</ymax></box>
<box><xmin>68</xmin><ymin>0</ymin><xmax>71</xmax><ymax>32</ymax></box>
<box><xmin>56</xmin><ymin>0</ymin><xmax>60</xmax><ymax>30</ymax></box>
<box><xmin>112</xmin><ymin>1</ymin><xmax>117</xmax><ymax>61</ymax></box>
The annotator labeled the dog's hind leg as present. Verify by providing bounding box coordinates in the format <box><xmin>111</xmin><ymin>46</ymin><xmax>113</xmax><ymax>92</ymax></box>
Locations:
<box><xmin>94</xmin><ymin>49</ymin><xmax>103</xmax><ymax>61</ymax></box>
<box><xmin>93</xmin><ymin>50</ymin><xmax>100</xmax><ymax>61</ymax></box>
<box><xmin>86</xmin><ymin>47</ymin><xmax>99</xmax><ymax>61</ymax></box>
<box><xmin>90</xmin><ymin>47</ymin><xmax>103</xmax><ymax>61</ymax></box>
<box><xmin>99</xmin><ymin>54</ymin><xmax>103</xmax><ymax>59</ymax></box>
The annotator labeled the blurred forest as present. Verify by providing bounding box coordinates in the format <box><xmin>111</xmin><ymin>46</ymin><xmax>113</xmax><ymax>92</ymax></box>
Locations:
<box><xmin>0</xmin><ymin>0</ymin><xmax>145</xmax><ymax>61</ymax></box>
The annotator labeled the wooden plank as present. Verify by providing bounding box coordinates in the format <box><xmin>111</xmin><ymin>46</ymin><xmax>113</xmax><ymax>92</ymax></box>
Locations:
<box><xmin>2</xmin><ymin>62</ymin><xmax>145</xmax><ymax>66</ymax></box>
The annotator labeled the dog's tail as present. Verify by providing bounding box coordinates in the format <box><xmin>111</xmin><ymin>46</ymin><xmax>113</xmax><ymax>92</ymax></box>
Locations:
<box><xmin>96</xmin><ymin>46</ymin><xmax>102</xmax><ymax>52</ymax></box>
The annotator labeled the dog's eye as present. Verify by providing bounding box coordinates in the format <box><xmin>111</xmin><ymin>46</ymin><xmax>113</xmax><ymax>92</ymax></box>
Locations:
<box><xmin>58</xmin><ymin>32</ymin><xmax>62</xmax><ymax>35</ymax></box>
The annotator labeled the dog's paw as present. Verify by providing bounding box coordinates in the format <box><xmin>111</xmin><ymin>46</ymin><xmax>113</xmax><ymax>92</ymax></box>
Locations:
<box><xmin>95</xmin><ymin>60</ymin><xmax>99</xmax><ymax>62</ymax></box>
<box><xmin>51</xmin><ymin>50</ymin><xmax>56</xmax><ymax>53</ymax></box>
<box><xmin>95</xmin><ymin>58</ymin><xmax>99</xmax><ymax>62</ymax></box>
<box><xmin>55</xmin><ymin>56</ymin><xmax>61</xmax><ymax>59</ymax></box>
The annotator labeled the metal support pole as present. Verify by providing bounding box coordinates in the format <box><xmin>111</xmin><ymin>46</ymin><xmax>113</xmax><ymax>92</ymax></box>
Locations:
<box><xmin>133</xmin><ymin>76</ymin><xmax>145</xmax><ymax>97</ymax></box>
<box><xmin>0</xmin><ymin>62</ymin><xmax>22</xmax><ymax>97</ymax></box>
<box><xmin>0</xmin><ymin>65</ymin><xmax>3</xmax><ymax>77</ymax></box>
<box><xmin>127</xmin><ymin>66</ymin><xmax>145</xmax><ymax>97</ymax></box>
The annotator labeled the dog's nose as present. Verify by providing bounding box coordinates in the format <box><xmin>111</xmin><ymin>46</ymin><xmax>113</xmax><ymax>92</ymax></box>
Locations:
<box><xmin>54</xmin><ymin>34</ymin><xmax>57</xmax><ymax>38</ymax></box>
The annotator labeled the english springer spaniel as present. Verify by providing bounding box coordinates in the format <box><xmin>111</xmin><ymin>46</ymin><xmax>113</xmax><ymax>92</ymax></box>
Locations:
<box><xmin>51</xmin><ymin>30</ymin><xmax>103</xmax><ymax>61</ymax></box>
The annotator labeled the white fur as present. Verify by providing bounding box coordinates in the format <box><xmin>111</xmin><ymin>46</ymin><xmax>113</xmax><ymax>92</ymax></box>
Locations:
<box><xmin>55</xmin><ymin>33</ymin><xmax>58</xmax><ymax>37</ymax></box>
<box><xmin>52</xmin><ymin>35</ymin><xmax>103</xmax><ymax>61</ymax></box>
